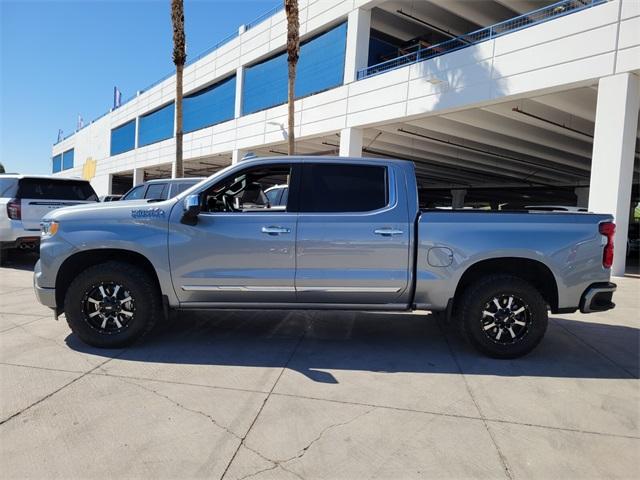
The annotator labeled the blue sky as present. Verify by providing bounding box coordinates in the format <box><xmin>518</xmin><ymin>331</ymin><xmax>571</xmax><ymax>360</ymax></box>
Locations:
<box><xmin>0</xmin><ymin>0</ymin><xmax>280</xmax><ymax>174</ymax></box>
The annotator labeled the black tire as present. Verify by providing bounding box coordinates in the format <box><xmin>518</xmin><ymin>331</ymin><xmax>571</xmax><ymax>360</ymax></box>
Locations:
<box><xmin>457</xmin><ymin>275</ymin><xmax>548</xmax><ymax>359</ymax></box>
<box><xmin>64</xmin><ymin>261</ymin><xmax>160</xmax><ymax>348</ymax></box>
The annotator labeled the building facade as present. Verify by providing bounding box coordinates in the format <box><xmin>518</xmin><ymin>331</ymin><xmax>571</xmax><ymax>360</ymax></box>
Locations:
<box><xmin>52</xmin><ymin>0</ymin><xmax>640</xmax><ymax>275</ymax></box>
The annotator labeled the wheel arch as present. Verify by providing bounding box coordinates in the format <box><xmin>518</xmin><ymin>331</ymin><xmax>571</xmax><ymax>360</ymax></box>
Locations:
<box><xmin>453</xmin><ymin>257</ymin><xmax>559</xmax><ymax>313</ymax></box>
<box><xmin>55</xmin><ymin>249</ymin><xmax>161</xmax><ymax>311</ymax></box>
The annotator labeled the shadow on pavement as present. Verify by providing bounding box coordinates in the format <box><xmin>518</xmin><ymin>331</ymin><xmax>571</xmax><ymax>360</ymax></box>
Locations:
<box><xmin>66</xmin><ymin>309</ymin><xmax>639</xmax><ymax>382</ymax></box>
<box><xmin>0</xmin><ymin>250</ymin><xmax>39</xmax><ymax>271</ymax></box>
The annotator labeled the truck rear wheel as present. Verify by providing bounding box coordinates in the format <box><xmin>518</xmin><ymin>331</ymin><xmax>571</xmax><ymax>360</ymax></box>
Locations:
<box><xmin>64</xmin><ymin>261</ymin><xmax>160</xmax><ymax>348</ymax></box>
<box><xmin>457</xmin><ymin>275</ymin><xmax>548</xmax><ymax>359</ymax></box>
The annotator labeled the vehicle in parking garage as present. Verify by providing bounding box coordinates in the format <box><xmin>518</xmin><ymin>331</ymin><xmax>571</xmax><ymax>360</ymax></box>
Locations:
<box><xmin>120</xmin><ymin>177</ymin><xmax>206</xmax><ymax>201</ymax></box>
<box><xmin>34</xmin><ymin>157</ymin><xmax>617</xmax><ymax>358</ymax></box>
<box><xmin>0</xmin><ymin>175</ymin><xmax>98</xmax><ymax>252</ymax></box>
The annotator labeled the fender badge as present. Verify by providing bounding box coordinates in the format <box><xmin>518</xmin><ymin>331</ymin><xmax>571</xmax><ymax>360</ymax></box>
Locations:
<box><xmin>131</xmin><ymin>208</ymin><xmax>166</xmax><ymax>219</ymax></box>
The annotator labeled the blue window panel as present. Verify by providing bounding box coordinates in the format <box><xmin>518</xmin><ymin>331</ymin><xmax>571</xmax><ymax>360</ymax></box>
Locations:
<box><xmin>184</xmin><ymin>75</ymin><xmax>236</xmax><ymax>133</ymax></box>
<box><xmin>138</xmin><ymin>103</ymin><xmax>174</xmax><ymax>147</ymax></box>
<box><xmin>110</xmin><ymin>120</ymin><xmax>136</xmax><ymax>156</ymax></box>
<box><xmin>243</xmin><ymin>22</ymin><xmax>347</xmax><ymax>115</ymax></box>
<box><xmin>52</xmin><ymin>154</ymin><xmax>62</xmax><ymax>173</ymax></box>
<box><xmin>62</xmin><ymin>149</ymin><xmax>74</xmax><ymax>170</ymax></box>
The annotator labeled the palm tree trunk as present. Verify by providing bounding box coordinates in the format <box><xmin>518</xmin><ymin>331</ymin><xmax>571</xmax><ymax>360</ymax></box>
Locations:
<box><xmin>175</xmin><ymin>63</ymin><xmax>184</xmax><ymax>178</ymax></box>
<box><xmin>171</xmin><ymin>0</ymin><xmax>186</xmax><ymax>178</ymax></box>
<box><xmin>285</xmin><ymin>0</ymin><xmax>299</xmax><ymax>156</ymax></box>
<box><xmin>287</xmin><ymin>61</ymin><xmax>296</xmax><ymax>155</ymax></box>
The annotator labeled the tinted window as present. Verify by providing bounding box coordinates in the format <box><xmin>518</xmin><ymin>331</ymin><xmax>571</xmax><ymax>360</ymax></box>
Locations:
<box><xmin>299</xmin><ymin>164</ymin><xmax>387</xmax><ymax>213</ymax></box>
<box><xmin>184</xmin><ymin>76</ymin><xmax>236</xmax><ymax>133</ymax></box>
<box><xmin>122</xmin><ymin>185</ymin><xmax>145</xmax><ymax>200</ymax></box>
<box><xmin>52</xmin><ymin>154</ymin><xmax>62</xmax><ymax>173</ymax></box>
<box><xmin>17</xmin><ymin>179</ymin><xmax>98</xmax><ymax>201</ymax></box>
<box><xmin>138</xmin><ymin>103</ymin><xmax>174</xmax><ymax>147</ymax></box>
<box><xmin>62</xmin><ymin>149</ymin><xmax>74</xmax><ymax>170</ymax></box>
<box><xmin>111</xmin><ymin>120</ymin><xmax>136</xmax><ymax>156</ymax></box>
<box><xmin>242</xmin><ymin>22</ymin><xmax>347</xmax><ymax>114</ymax></box>
<box><xmin>0</xmin><ymin>178</ymin><xmax>18</xmax><ymax>197</ymax></box>
<box><xmin>145</xmin><ymin>183</ymin><xmax>167</xmax><ymax>199</ymax></box>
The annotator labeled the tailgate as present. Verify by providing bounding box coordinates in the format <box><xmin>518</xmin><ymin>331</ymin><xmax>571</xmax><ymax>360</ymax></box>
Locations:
<box><xmin>20</xmin><ymin>199</ymin><xmax>89</xmax><ymax>230</ymax></box>
<box><xmin>17</xmin><ymin>178</ymin><xmax>98</xmax><ymax>230</ymax></box>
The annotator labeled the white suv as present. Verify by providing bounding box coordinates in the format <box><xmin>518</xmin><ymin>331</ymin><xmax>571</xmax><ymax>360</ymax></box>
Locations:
<box><xmin>0</xmin><ymin>175</ymin><xmax>98</xmax><ymax>251</ymax></box>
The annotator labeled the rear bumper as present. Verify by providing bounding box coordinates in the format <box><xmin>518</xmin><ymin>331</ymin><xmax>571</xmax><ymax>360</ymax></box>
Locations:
<box><xmin>579</xmin><ymin>282</ymin><xmax>616</xmax><ymax>313</ymax></box>
<box><xmin>0</xmin><ymin>236</ymin><xmax>40</xmax><ymax>250</ymax></box>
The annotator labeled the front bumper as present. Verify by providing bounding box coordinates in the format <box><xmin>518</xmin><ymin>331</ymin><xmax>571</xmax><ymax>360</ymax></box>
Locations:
<box><xmin>579</xmin><ymin>282</ymin><xmax>616</xmax><ymax>313</ymax></box>
<box><xmin>33</xmin><ymin>260</ymin><xmax>57</xmax><ymax>309</ymax></box>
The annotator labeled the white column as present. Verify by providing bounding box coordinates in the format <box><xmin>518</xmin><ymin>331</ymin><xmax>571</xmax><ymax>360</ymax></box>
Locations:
<box><xmin>339</xmin><ymin>127</ymin><xmax>363</xmax><ymax>157</ymax></box>
<box><xmin>588</xmin><ymin>73</ymin><xmax>640</xmax><ymax>276</ymax></box>
<box><xmin>575</xmin><ymin>187</ymin><xmax>589</xmax><ymax>209</ymax></box>
<box><xmin>132</xmin><ymin>167</ymin><xmax>145</xmax><ymax>186</ymax></box>
<box><xmin>343</xmin><ymin>8</ymin><xmax>371</xmax><ymax>84</ymax></box>
<box><xmin>232</xmin><ymin>149</ymin><xmax>247</xmax><ymax>165</ymax></box>
<box><xmin>234</xmin><ymin>65</ymin><xmax>244</xmax><ymax>119</ymax></box>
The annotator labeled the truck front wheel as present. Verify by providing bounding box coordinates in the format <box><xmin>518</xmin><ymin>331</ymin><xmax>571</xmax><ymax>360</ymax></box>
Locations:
<box><xmin>457</xmin><ymin>275</ymin><xmax>548</xmax><ymax>359</ymax></box>
<box><xmin>64</xmin><ymin>261</ymin><xmax>160</xmax><ymax>348</ymax></box>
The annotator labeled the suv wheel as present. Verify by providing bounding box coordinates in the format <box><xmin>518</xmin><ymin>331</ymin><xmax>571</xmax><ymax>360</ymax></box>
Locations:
<box><xmin>64</xmin><ymin>261</ymin><xmax>160</xmax><ymax>348</ymax></box>
<box><xmin>457</xmin><ymin>275</ymin><xmax>548</xmax><ymax>358</ymax></box>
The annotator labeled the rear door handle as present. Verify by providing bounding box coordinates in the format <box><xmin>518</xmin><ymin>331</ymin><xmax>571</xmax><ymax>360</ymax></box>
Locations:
<box><xmin>374</xmin><ymin>228</ymin><xmax>404</xmax><ymax>236</ymax></box>
<box><xmin>261</xmin><ymin>226</ymin><xmax>291</xmax><ymax>235</ymax></box>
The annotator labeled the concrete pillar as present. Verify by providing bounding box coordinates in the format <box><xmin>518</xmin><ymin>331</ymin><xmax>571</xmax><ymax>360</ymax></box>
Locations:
<box><xmin>343</xmin><ymin>8</ymin><xmax>371</xmax><ymax>84</ymax></box>
<box><xmin>234</xmin><ymin>66</ymin><xmax>244</xmax><ymax>119</ymax></box>
<box><xmin>588</xmin><ymin>73</ymin><xmax>640</xmax><ymax>276</ymax></box>
<box><xmin>575</xmin><ymin>187</ymin><xmax>589</xmax><ymax>209</ymax></box>
<box><xmin>451</xmin><ymin>189</ymin><xmax>467</xmax><ymax>209</ymax></box>
<box><xmin>133</xmin><ymin>167</ymin><xmax>145</xmax><ymax>186</ymax></box>
<box><xmin>339</xmin><ymin>127</ymin><xmax>363</xmax><ymax>157</ymax></box>
<box><xmin>232</xmin><ymin>149</ymin><xmax>247</xmax><ymax>165</ymax></box>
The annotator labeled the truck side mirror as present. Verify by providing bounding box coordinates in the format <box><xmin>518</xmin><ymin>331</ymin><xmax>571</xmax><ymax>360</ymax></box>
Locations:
<box><xmin>181</xmin><ymin>194</ymin><xmax>201</xmax><ymax>225</ymax></box>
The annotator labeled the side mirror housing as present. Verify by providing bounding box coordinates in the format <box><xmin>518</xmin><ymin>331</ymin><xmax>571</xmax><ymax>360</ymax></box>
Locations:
<box><xmin>181</xmin><ymin>194</ymin><xmax>201</xmax><ymax>225</ymax></box>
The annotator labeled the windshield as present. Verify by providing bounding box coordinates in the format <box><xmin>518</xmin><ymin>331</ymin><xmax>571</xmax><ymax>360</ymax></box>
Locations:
<box><xmin>122</xmin><ymin>184</ymin><xmax>145</xmax><ymax>200</ymax></box>
<box><xmin>0</xmin><ymin>178</ymin><xmax>18</xmax><ymax>197</ymax></box>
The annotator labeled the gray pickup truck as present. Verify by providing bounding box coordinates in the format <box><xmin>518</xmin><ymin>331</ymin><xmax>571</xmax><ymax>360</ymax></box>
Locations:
<box><xmin>34</xmin><ymin>157</ymin><xmax>617</xmax><ymax>358</ymax></box>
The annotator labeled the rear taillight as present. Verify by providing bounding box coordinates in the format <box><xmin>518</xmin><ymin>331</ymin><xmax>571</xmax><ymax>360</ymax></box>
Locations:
<box><xmin>599</xmin><ymin>222</ymin><xmax>615</xmax><ymax>269</ymax></box>
<box><xmin>6</xmin><ymin>198</ymin><xmax>21</xmax><ymax>220</ymax></box>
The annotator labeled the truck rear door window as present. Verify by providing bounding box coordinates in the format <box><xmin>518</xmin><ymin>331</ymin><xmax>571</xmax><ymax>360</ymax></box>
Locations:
<box><xmin>299</xmin><ymin>164</ymin><xmax>387</xmax><ymax>213</ymax></box>
<box><xmin>17</xmin><ymin>179</ymin><xmax>98</xmax><ymax>201</ymax></box>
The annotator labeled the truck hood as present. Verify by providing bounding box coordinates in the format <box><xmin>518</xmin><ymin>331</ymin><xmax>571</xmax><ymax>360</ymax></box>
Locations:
<box><xmin>44</xmin><ymin>198</ymin><xmax>178</xmax><ymax>222</ymax></box>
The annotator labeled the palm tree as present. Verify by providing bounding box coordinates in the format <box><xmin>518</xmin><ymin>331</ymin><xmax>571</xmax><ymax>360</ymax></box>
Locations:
<box><xmin>285</xmin><ymin>0</ymin><xmax>299</xmax><ymax>155</ymax></box>
<box><xmin>0</xmin><ymin>162</ymin><xmax>5</xmax><ymax>174</ymax></box>
<box><xmin>171</xmin><ymin>0</ymin><xmax>186</xmax><ymax>177</ymax></box>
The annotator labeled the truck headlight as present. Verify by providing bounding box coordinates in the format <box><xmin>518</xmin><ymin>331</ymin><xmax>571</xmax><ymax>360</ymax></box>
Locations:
<box><xmin>41</xmin><ymin>221</ymin><xmax>59</xmax><ymax>238</ymax></box>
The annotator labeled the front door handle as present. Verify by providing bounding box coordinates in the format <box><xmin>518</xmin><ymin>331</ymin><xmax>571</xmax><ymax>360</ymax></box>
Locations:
<box><xmin>261</xmin><ymin>226</ymin><xmax>291</xmax><ymax>235</ymax></box>
<box><xmin>374</xmin><ymin>228</ymin><xmax>404</xmax><ymax>237</ymax></box>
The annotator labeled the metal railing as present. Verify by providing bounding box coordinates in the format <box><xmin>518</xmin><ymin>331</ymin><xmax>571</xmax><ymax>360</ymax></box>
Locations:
<box><xmin>357</xmin><ymin>0</ymin><xmax>607</xmax><ymax>80</ymax></box>
<box><xmin>55</xmin><ymin>2</ymin><xmax>283</xmax><ymax>145</ymax></box>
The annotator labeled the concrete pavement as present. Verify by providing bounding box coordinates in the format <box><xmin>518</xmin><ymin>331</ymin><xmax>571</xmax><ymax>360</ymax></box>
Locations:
<box><xmin>1</xmin><ymin>252</ymin><xmax>638</xmax><ymax>479</ymax></box>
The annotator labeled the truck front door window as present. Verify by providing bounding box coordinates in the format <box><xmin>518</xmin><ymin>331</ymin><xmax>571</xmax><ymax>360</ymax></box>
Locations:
<box><xmin>202</xmin><ymin>165</ymin><xmax>292</xmax><ymax>213</ymax></box>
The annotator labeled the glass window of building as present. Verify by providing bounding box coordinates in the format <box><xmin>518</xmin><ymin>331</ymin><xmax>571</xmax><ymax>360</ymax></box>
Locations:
<box><xmin>62</xmin><ymin>149</ymin><xmax>74</xmax><ymax>170</ymax></box>
<box><xmin>138</xmin><ymin>103</ymin><xmax>174</xmax><ymax>147</ymax></box>
<box><xmin>242</xmin><ymin>22</ymin><xmax>347</xmax><ymax>115</ymax></box>
<box><xmin>184</xmin><ymin>75</ymin><xmax>236</xmax><ymax>133</ymax></box>
<box><xmin>52</xmin><ymin>154</ymin><xmax>62</xmax><ymax>173</ymax></box>
<box><xmin>110</xmin><ymin>120</ymin><xmax>136</xmax><ymax>156</ymax></box>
